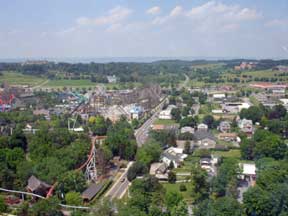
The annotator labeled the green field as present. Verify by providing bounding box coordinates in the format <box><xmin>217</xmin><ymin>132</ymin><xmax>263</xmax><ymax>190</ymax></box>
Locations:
<box><xmin>0</xmin><ymin>71</ymin><xmax>46</xmax><ymax>86</ymax></box>
<box><xmin>162</xmin><ymin>182</ymin><xmax>192</xmax><ymax>201</ymax></box>
<box><xmin>43</xmin><ymin>79</ymin><xmax>97</xmax><ymax>87</ymax></box>
<box><xmin>154</xmin><ymin>119</ymin><xmax>177</xmax><ymax>125</ymax></box>
<box><xmin>211</xmin><ymin>149</ymin><xmax>241</xmax><ymax>159</ymax></box>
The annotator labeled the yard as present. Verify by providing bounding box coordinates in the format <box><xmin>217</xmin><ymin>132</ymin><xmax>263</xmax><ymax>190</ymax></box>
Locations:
<box><xmin>154</xmin><ymin>119</ymin><xmax>177</xmax><ymax>125</ymax></box>
<box><xmin>162</xmin><ymin>182</ymin><xmax>192</xmax><ymax>202</ymax></box>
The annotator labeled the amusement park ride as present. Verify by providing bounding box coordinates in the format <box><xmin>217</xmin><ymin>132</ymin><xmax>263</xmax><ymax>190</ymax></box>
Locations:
<box><xmin>0</xmin><ymin>92</ymin><xmax>15</xmax><ymax>112</ymax></box>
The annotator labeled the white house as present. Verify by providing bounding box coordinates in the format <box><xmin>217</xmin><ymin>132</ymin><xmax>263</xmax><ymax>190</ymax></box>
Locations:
<box><xmin>159</xmin><ymin>105</ymin><xmax>177</xmax><ymax>120</ymax></box>
<box><xmin>161</xmin><ymin>147</ymin><xmax>188</xmax><ymax>168</ymax></box>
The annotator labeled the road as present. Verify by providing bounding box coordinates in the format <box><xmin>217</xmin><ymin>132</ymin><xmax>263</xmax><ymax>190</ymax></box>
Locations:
<box><xmin>178</xmin><ymin>74</ymin><xmax>190</xmax><ymax>89</ymax></box>
<box><xmin>135</xmin><ymin>96</ymin><xmax>168</xmax><ymax>146</ymax></box>
<box><xmin>105</xmin><ymin>162</ymin><xmax>134</xmax><ymax>200</ymax></box>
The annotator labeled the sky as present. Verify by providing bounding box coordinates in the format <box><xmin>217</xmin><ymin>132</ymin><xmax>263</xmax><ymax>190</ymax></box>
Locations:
<box><xmin>0</xmin><ymin>0</ymin><xmax>288</xmax><ymax>60</ymax></box>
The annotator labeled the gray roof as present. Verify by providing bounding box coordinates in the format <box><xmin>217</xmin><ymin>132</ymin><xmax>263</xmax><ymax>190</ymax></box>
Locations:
<box><xmin>194</xmin><ymin>131</ymin><xmax>216</xmax><ymax>141</ymax></box>
<box><xmin>81</xmin><ymin>183</ymin><xmax>103</xmax><ymax>200</ymax></box>
<box><xmin>27</xmin><ymin>175</ymin><xmax>51</xmax><ymax>192</ymax></box>
<box><xmin>162</xmin><ymin>152</ymin><xmax>181</xmax><ymax>163</ymax></box>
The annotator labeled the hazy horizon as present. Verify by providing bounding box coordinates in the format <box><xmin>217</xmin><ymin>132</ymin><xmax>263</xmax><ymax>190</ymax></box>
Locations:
<box><xmin>0</xmin><ymin>0</ymin><xmax>287</xmax><ymax>59</ymax></box>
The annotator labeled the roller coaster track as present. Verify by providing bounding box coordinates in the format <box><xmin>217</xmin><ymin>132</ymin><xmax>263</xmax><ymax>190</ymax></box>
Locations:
<box><xmin>0</xmin><ymin>136</ymin><xmax>97</xmax><ymax>210</ymax></box>
<box><xmin>0</xmin><ymin>187</ymin><xmax>91</xmax><ymax>210</ymax></box>
<box><xmin>46</xmin><ymin>136</ymin><xmax>96</xmax><ymax>197</ymax></box>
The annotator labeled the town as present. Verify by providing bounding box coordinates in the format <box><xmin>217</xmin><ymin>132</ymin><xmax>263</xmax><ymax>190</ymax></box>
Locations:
<box><xmin>0</xmin><ymin>59</ymin><xmax>288</xmax><ymax>215</ymax></box>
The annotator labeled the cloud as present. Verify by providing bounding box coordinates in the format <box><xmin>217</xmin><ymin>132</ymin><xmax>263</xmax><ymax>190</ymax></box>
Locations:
<box><xmin>76</xmin><ymin>6</ymin><xmax>132</xmax><ymax>26</ymax></box>
<box><xmin>146</xmin><ymin>6</ymin><xmax>161</xmax><ymax>15</ymax></box>
<box><xmin>266</xmin><ymin>19</ymin><xmax>288</xmax><ymax>28</ymax></box>
<box><xmin>170</xmin><ymin>6</ymin><xmax>183</xmax><ymax>17</ymax></box>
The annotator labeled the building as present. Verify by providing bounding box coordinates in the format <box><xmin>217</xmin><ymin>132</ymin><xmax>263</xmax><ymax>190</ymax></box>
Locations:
<box><xmin>159</xmin><ymin>105</ymin><xmax>177</xmax><ymax>120</ymax></box>
<box><xmin>81</xmin><ymin>183</ymin><xmax>104</xmax><ymax>201</ymax></box>
<box><xmin>107</xmin><ymin>75</ymin><xmax>117</xmax><ymax>83</ymax></box>
<box><xmin>218</xmin><ymin>133</ymin><xmax>238</xmax><ymax>142</ymax></box>
<box><xmin>239</xmin><ymin>163</ymin><xmax>256</xmax><ymax>181</ymax></box>
<box><xmin>238</xmin><ymin>118</ymin><xmax>254</xmax><ymax>135</ymax></box>
<box><xmin>161</xmin><ymin>147</ymin><xmax>188</xmax><ymax>168</ymax></box>
<box><xmin>197</xmin><ymin>123</ymin><xmax>208</xmax><ymax>131</ymax></box>
<box><xmin>149</xmin><ymin>162</ymin><xmax>168</xmax><ymax>180</ymax></box>
<box><xmin>213</xmin><ymin>93</ymin><xmax>226</xmax><ymax>100</ymax></box>
<box><xmin>234</xmin><ymin>62</ymin><xmax>256</xmax><ymax>71</ymax></box>
<box><xmin>193</xmin><ymin>130</ymin><xmax>217</xmax><ymax>149</ymax></box>
<box><xmin>218</xmin><ymin>121</ymin><xmax>231</xmax><ymax>133</ymax></box>
<box><xmin>180</xmin><ymin>126</ymin><xmax>194</xmax><ymax>134</ymax></box>
<box><xmin>26</xmin><ymin>175</ymin><xmax>51</xmax><ymax>196</ymax></box>
<box><xmin>130</xmin><ymin>105</ymin><xmax>144</xmax><ymax>120</ymax></box>
<box><xmin>249</xmin><ymin>83</ymin><xmax>287</xmax><ymax>90</ymax></box>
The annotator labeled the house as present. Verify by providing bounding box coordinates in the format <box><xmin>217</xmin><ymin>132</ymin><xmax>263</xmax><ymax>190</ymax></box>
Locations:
<box><xmin>218</xmin><ymin>133</ymin><xmax>238</xmax><ymax>142</ymax></box>
<box><xmin>176</xmin><ymin>140</ymin><xmax>194</xmax><ymax>152</ymax></box>
<box><xmin>199</xmin><ymin>155</ymin><xmax>219</xmax><ymax>176</ymax></box>
<box><xmin>238</xmin><ymin>118</ymin><xmax>254</xmax><ymax>135</ymax></box>
<box><xmin>107</xmin><ymin>75</ymin><xmax>117</xmax><ymax>83</ymax></box>
<box><xmin>180</xmin><ymin>126</ymin><xmax>194</xmax><ymax>134</ymax></box>
<box><xmin>159</xmin><ymin>105</ymin><xmax>177</xmax><ymax>120</ymax></box>
<box><xmin>161</xmin><ymin>147</ymin><xmax>187</xmax><ymax>168</ymax></box>
<box><xmin>239</xmin><ymin>163</ymin><xmax>256</xmax><ymax>181</ymax></box>
<box><xmin>197</xmin><ymin>123</ymin><xmax>208</xmax><ymax>131</ymax></box>
<box><xmin>149</xmin><ymin>162</ymin><xmax>168</xmax><ymax>180</ymax></box>
<box><xmin>26</xmin><ymin>175</ymin><xmax>51</xmax><ymax>196</ymax></box>
<box><xmin>213</xmin><ymin>93</ymin><xmax>226</xmax><ymax>100</ymax></box>
<box><xmin>33</xmin><ymin>109</ymin><xmax>50</xmax><ymax>120</ymax></box>
<box><xmin>193</xmin><ymin>131</ymin><xmax>217</xmax><ymax>149</ymax></box>
<box><xmin>218</xmin><ymin>121</ymin><xmax>231</xmax><ymax>132</ymax></box>
<box><xmin>81</xmin><ymin>183</ymin><xmax>104</xmax><ymax>201</ymax></box>
<box><xmin>130</xmin><ymin>105</ymin><xmax>144</xmax><ymax>120</ymax></box>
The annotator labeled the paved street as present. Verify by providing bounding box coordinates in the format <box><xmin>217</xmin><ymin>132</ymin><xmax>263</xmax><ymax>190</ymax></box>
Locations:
<box><xmin>135</xmin><ymin>97</ymin><xmax>168</xmax><ymax>146</ymax></box>
<box><xmin>105</xmin><ymin>162</ymin><xmax>134</xmax><ymax>200</ymax></box>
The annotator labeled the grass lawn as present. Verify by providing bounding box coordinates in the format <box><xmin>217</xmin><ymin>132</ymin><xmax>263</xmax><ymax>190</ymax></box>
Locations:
<box><xmin>0</xmin><ymin>71</ymin><xmax>46</xmax><ymax>86</ymax></box>
<box><xmin>162</xmin><ymin>182</ymin><xmax>192</xmax><ymax>202</ymax></box>
<box><xmin>211</xmin><ymin>149</ymin><xmax>241</xmax><ymax>159</ymax></box>
<box><xmin>154</xmin><ymin>119</ymin><xmax>177</xmax><ymax>125</ymax></box>
<box><xmin>44</xmin><ymin>79</ymin><xmax>97</xmax><ymax>87</ymax></box>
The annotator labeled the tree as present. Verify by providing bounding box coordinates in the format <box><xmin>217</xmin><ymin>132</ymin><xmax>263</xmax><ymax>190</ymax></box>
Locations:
<box><xmin>168</xmin><ymin>171</ymin><xmax>176</xmax><ymax>183</ymax></box>
<box><xmin>0</xmin><ymin>196</ymin><xmax>7</xmax><ymax>213</ymax></box>
<box><xmin>190</xmin><ymin>165</ymin><xmax>209</xmax><ymax>203</ymax></box>
<box><xmin>179</xmin><ymin>116</ymin><xmax>197</xmax><ymax>128</ymax></box>
<box><xmin>240</xmin><ymin>106</ymin><xmax>264</xmax><ymax>123</ymax></box>
<box><xmin>165</xmin><ymin>191</ymin><xmax>183</xmax><ymax>210</ymax></box>
<box><xmin>243</xmin><ymin>186</ymin><xmax>272</xmax><ymax>216</ymax></box>
<box><xmin>171</xmin><ymin>200</ymin><xmax>188</xmax><ymax>216</ymax></box>
<box><xmin>97</xmin><ymin>145</ymin><xmax>113</xmax><ymax>174</ymax></box>
<box><xmin>136</xmin><ymin>140</ymin><xmax>161</xmax><ymax>166</ymax></box>
<box><xmin>268</xmin><ymin>104</ymin><xmax>287</xmax><ymax>120</ymax></box>
<box><xmin>105</xmin><ymin>119</ymin><xmax>137</xmax><ymax>160</ymax></box>
<box><xmin>127</xmin><ymin>161</ymin><xmax>148</xmax><ymax>182</ymax></box>
<box><xmin>57</xmin><ymin>171</ymin><xmax>86</xmax><ymax>194</ymax></box>
<box><xmin>65</xmin><ymin>192</ymin><xmax>82</xmax><ymax>206</ymax></box>
<box><xmin>171</xmin><ymin>108</ymin><xmax>181</xmax><ymax>122</ymax></box>
<box><xmin>29</xmin><ymin>197</ymin><xmax>63</xmax><ymax>216</ymax></box>
<box><xmin>89</xmin><ymin>116</ymin><xmax>109</xmax><ymax>136</ymax></box>
<box><xmin>203</xmin><ymin>115</ymin><xmax>215</xmax><ymax>129</ymax></box>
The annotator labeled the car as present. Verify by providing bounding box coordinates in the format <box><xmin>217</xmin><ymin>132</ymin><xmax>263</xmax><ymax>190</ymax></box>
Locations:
<box><xmin>120</xmin><ymin>178</ymin><xmax>125</xmax><ymax>183</ymax></box>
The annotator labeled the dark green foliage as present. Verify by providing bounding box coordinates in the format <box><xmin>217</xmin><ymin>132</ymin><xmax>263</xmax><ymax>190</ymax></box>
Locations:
<box><xmin>136</xmin><ymin>140</ymin><xmax>162</xmax><ymax>166</ymax></box>
<box><xmin>190</xmin><ymin>165</ymin><xmax>209</xmax><ymax>203</ymax></box>
<box><xmin>105</xmin><ymin>118</ymin><xmax>137</xmax><ymax>160</ymax></box>
<box><xmin>171</xmin><ymin>108</ymin><xmax>181</xmax><ymax>122</ymax></box>
<box><xmin>168</xmin><ymin>171</ymin><xmax>176</xmax><ymax>184</ymax></box>
<box><xmin>56</xmin><ymin>171</ymin><xmax>86</xmax><ymax>194</ymax></box>
<box><xmin>202</xmin><ymin>115</ymin><xmax>217</xmax><ymax>129</ymax></box>
<box><xmin>194</xmin><ymin>197</ymin><xmax>242</xmax><ymax>216</ymax></box>
<box><xmin>240</xmin><ymin>106</ymin><xmax>264</xmax><ymax>123</ymax></box>
<box><xmin>150</xmin><ymin>130</ymin><xmax>176</xmax><ymax>148</ymax></box>
<box><xmin>0</xmin><ymin>196</ymin><xmax>7</xmax><ymax>213</ymax></box>
<box><xmin>127</xmin><ymin>161</ymin><xmax>148</xmax><ymax>182</ymax></box>
<box><xmin>28</xmin><ymin>197</ymin><xmax>63</xmax><ymax>216</ymax></box>
<box><xmin>212</xmin><ymin>158</ymin><xmax>238</xmax><ymax>197</ymax></box>
<box><xmin>179</xmin><ymin>116</ymin><xmax>198</xmax><ymax>128</ymax></box>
